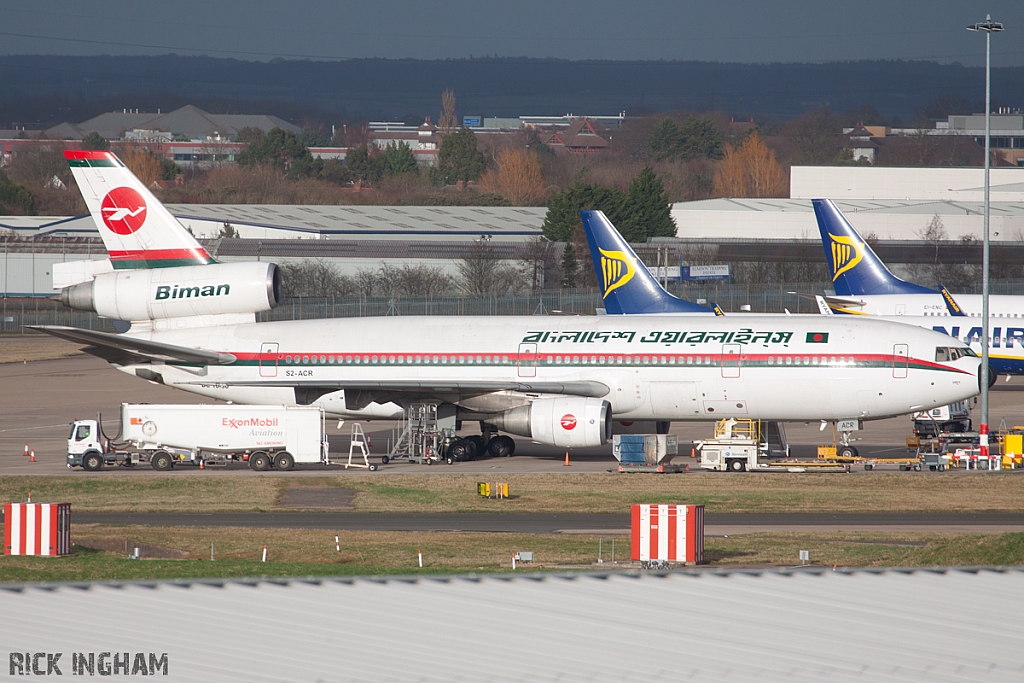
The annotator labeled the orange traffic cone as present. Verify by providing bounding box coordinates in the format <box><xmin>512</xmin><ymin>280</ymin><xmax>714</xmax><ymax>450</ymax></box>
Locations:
<box><xmin>23</xmin><ymin>444</ymin><xmax>29</xmax><ymax>457</ymax></box>
<box><xmin>690</xmin><ymin>445</ymin><xmax>696</xmax><ymax>458</ymax></box>
<box><xmin>199</xmin><ymin>460</ymin><xmax>205</xmax><ymax>470</ymax></box>
<box><xmin>564</xmin><ymin>451</ymin><xmax>570</xmax><ymax>466</ymax></box>
<box><xmin>685</xmin><ymin>464</ymin><xmax>690</xmax><ymax>471</ymax></box>
<box><xmin>30</xmin><ymin>450</ymin><xmax>35</xmax><ymax>462</ymax></box>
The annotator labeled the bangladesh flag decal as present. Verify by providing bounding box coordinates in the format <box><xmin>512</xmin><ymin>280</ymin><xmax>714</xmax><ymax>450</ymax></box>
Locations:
<box><xmin>806</xmin><ymin>332</ymin><xmax>829</xmax><ymax>343</ymax></box>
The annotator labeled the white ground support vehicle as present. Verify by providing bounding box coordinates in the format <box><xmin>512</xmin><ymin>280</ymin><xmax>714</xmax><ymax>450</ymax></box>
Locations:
<box><xmin>912</xmin><ymin>401</ymin><xmax>973</xmax><ymax>437</ymax></box>
<box><xmin>697</xmin><ymin>419</ymin><xmax>788</xmax><ymax>472</ymax></box>
<box><xmin>66</xmin><ymin>403</ymin><xmax>350</xmax><ymax>472</ymax></box>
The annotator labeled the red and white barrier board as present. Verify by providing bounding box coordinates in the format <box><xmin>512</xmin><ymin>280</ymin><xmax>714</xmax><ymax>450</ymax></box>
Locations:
<box><xmin>631</xmin><ymin>504</ymin><xmax>704</xmax><ymax>564</ymax></box>
<box><xmin>3</xmin><ymin>503</ymin><xmax>71</xmax><ymax>556</ymax></box>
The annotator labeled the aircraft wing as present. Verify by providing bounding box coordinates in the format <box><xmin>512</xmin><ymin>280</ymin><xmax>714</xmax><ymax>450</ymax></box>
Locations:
<box><xmin>29</xmin><ymin>326</ymin><xmax>237</xmax><ymax>365</ymax></box>
<box><xmin>184</xmin><ymin>378</ymin><xmax>610</xmax><ymax>408</ymax></box>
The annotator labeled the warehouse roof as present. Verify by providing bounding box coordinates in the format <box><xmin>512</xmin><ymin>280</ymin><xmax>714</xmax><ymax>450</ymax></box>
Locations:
<box><xmin>1</xmin><ymin>567</ymin><xmax>1021</xmax><ymax>682</ymax></box>
<box><xmin>674</xmin><ymin>197</ymin><xmax>1024</xmax><ymax>217</ymax></box>
<box><xmin>168</xmin><ymin>204</ymin><xmax>547</xmax><ymax>240</ymax></box>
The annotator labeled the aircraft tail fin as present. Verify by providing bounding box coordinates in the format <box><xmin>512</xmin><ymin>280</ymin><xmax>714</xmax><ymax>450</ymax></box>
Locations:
<box><xmin>812</xmin><ymin>199</ymin><xmax>935</xmax><ymax>296</ymax></box>
<box><xmin>580</xmin><ymin>210</ymin><xmax>713</xmax><ymax>315</ymax></box>
<box><xmin>65</xmin><ymin>150</ymin><xmax>214</xmax><ymax>270</ymax></box>
<box><xmin>939</xmin><ymin>285</ymin><xmax>967</xmax><ymax>317</ymax></box>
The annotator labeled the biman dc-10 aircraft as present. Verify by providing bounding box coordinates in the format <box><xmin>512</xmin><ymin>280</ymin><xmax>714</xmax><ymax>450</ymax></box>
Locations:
<box><xmin>34</xmin><ymin>151</ymin><xmax>980</xmax><ymax>464</ymax></box>
<box><xmin>814</xmin><ymin>198</ymin><xmax>1024</xmax><ymax>317</ymax></box>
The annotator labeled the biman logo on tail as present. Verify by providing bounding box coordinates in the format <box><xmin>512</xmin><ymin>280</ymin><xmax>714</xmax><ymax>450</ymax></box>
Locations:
<box><xmin>598</xmin><ymin>248</ymin><xmax>634</xmax><ymax>297</ymax></box>
<box><xmin>827</xmin><ymin>233</ymin><xmax>864</xmax><ymax>282</ymax></box>
<box><xmin>806</xmin><ymin>332</ymin><xmax>830</xmax><ymax>343</ymax></box>
<box><xmin>100</xmin><ymin>187</ymin><xmax>148</xmax><ymax>235</ymax></box>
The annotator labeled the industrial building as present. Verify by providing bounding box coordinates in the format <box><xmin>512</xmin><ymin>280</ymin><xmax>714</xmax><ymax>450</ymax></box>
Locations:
<box><xmin>1</xmin><ymin>568</ymin><xmax>1021</xmax><ymax>682</ymax></box>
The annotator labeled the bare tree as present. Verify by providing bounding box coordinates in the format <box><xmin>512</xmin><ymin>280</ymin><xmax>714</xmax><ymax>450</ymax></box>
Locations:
<box><xmin>438</xmin><ymin>89</ymin><xmax>458</xmax><ymax>135</ymax></box>
<box><xmin>278</xmin><ymin>259</ymin><xmax>354</xmax><ymax>298</ymax></box>
<box><xmin>458</xmin><ymin>240</ymin><xmax>527</xmax><ymax>295</ymax></box>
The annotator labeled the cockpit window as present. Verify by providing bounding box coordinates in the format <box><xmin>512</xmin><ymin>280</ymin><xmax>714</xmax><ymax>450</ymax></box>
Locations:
<box><xmin>936</xmin><ymin>347</ymin><xmax>975</xmax><ymax>362</ymax></box>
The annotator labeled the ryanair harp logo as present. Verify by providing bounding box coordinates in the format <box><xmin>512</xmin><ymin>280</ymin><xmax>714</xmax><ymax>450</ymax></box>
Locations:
<box><xmin>828</xmin><ymin>233</ymin><xmax>864</xmax><ymax>282</ymax></box>
<box><xmin>599</xmin><ymin>248</ymin><xmax>634</xmax><ymax>297</ymax></box>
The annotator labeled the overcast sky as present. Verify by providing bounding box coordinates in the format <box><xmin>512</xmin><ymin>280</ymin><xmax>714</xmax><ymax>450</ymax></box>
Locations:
<box><xmin>3</xmin><ymin>1</ymin><xmax>1023</xmax><ymax>66</ymax></box>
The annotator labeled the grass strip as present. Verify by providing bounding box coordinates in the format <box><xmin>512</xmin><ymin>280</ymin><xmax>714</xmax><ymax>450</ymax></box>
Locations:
<box><xmin>1</xmin><ymin>527</ymin><xmax>1023</xmax><ymax>583</ymax></box>
<box><xmin>2</xmin><ymin>472</ymin><xmax>1024</xmax><ymax>514</ymax></box>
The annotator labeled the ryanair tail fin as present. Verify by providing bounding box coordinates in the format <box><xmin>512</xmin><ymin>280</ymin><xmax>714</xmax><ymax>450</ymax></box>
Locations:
<box><xmin>65</xmin><ymin>150</ymin><xmax>214</xmax><ymax>270</ymax></box>
<box><xmin>812</xmin><ymin>199</ymin><xmax>935</xmax><ymax>296</ymax></box>
<box><xmin>580</xmin><ymin>210</ymin><xmax>713</xmax><ymax>315</ymax></box>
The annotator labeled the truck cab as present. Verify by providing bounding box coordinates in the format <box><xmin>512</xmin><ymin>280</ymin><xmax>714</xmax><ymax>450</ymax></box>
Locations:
<box><xmin>67</xmin><ymin>419</ymin><xmax>109</xmax><ymax>471</ymax></box>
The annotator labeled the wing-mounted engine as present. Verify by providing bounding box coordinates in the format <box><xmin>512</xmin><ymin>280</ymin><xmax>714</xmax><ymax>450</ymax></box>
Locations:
<box><xmin>488</xmin><ymin>397</ymin><xmax>611</xmax><ymax>448</ymax></box>
<box><xmin>61</xmin><ymin>262</ymin><xmax>282</xmax><ymax>322</ymax></box>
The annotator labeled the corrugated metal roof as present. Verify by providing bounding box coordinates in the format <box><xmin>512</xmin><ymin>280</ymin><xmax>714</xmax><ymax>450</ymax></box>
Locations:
<box><xmin>2</xmin><ymin>567</ymin><xmax>1022</xmax><ymax>682</ymax></box>
<box><xmin>674</xmin><ymin>198</ymin><xmax>1024</xmax><ymax>217</ymax></box>
<box><xmin>168</xmin><ymin>204</ymin><xmax>547</xmax><ymax>240</ymax></box>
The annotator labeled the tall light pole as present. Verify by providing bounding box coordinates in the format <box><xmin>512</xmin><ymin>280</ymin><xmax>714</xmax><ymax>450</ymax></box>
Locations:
<box><xmin>968</xmin><ymin>15</ymin><xmax>1003</xmax><ymax>459</ymax></box>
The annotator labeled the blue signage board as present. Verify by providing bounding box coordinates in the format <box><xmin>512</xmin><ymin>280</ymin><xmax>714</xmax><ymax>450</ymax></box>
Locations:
<box><xmin>463</xmin><ymin>116</ymin><xmax>482</xmax><ymax>127</ymax></box>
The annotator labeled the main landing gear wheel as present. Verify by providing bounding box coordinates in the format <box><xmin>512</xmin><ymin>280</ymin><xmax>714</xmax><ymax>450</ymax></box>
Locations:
<box><xmin>249</xmin><ymin>452</ymin><xmax>270</xmax><ymax>471</ymax></box>
<box><xmin>448</xmin><ymin>440</ymin><xmax>473</xmax><ymax>462</ymax></box>
<box><xmin>487</xmin><ymin>436</ymin><xmax>516</xmax><ymax>458</ymax></box>
<box><xmin>82</xmin><ymin>452</ymin><xmax>104</xmax><ymax>472</ymax></box>
<box><xmin>151</xmin><ymin>451</ymin><xmax>172</xmax><ymax>471</ymax></box>
<box><xmin>466</xmin><ymin>435</ymin><xmax>485</xmax><ymax>459</ymax></box>
<box><xmin>274</xmin><ymin>452</ymin><xmax>294</xmax><ymax>471</ymax></box>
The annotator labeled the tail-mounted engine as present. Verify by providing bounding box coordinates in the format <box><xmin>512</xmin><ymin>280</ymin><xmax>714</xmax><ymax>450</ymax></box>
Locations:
<box><xmin>61</xmin><ymin>262</ymin><xmax>282</xmax><ymax>321</ymax></box>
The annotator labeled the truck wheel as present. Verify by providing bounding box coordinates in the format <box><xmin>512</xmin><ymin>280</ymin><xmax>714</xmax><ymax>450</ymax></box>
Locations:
<box><xmin>249</xmin><ymin>452</ymin><xmax>270</xmax><ymax>471</ymax></box>
<box><xmin>151</xmin><ymin>451</ymin><xmax>172</xmax><ymax>471</ymax></box>
<box><xmin>727</xmin><ymin>459</ymin><xmax>746</xmax><ymax>472</ymax></box>
<box><xmin>82</xmin><ymin>452</ymin><xmax>103</xmax><ymax>472</ymax></box>
<box><xmin>274</xmin><ymin>452</ymin><xmax>294</xmax><ymax>471</ymax></box>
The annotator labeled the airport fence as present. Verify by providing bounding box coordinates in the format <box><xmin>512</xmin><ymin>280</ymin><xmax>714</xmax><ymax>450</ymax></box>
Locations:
<box><xmin>7</xmin><ymin>278</ymin><xmax>1024</xmax><ymax>332</ymax></box>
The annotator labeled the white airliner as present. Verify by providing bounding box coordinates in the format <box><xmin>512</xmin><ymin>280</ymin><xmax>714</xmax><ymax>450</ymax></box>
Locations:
<box><xmin>813</xmin><ymin>199</ymin><xmax>1024</xmax><ymax>318</ymax></box>
<box><xmin>36</xmin><ymin>151</ymin><xmax>980</xmax><ymax>460</ymax></box>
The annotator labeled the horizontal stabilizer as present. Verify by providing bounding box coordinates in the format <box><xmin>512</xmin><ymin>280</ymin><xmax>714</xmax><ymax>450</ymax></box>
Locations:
<box><xmin>29</xmin><ymin>325</ymin><xmax>236</xmax><ymax>365</ymax></box>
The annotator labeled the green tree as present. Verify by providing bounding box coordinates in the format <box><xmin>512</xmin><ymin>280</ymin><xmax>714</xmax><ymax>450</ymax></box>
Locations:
<box><xmin>0</xmin><ymin>171</ymin><xmax>33</xmax><ymax>215</ymax></box>
<box><xmin>237</xmin><ymin>127</ymin><xmax>323</xmax><ymax>180</ymax></box>
<box><xmin>381</xmin><ymin>142</ymin><xmax>418</xmax><ymax>175</ymax></box>
<box><xmin>677</xmin><ymin>116</ymin><xmax>723</xmax><ymax>161</ymax></box>
<box><xmin>647</xmin><ymin>118</ymin><xmax>683</xmax><ymax>161</ymax></box>
<box><xmin>344</xmin><ymin>145</ymin><xmax>380</xmax><ymax>182</ymax></box>
<box><xmin>618</xmin><ymin>167</ymin><xmax>675</xmax><ymax>241</ymax></box>
<box><xmin>430</xmin><ymin>127</ymin><xmax>486</xmax><ymax>185</ymax></box>
<box><xmin>160</xmin><ymin>158</ymin><xmax>183</xmax><ymax>181</ymax></box>
<box><xmin>648</xmin><ymin>116</ymin><xmax>722</xmax><ymax>162</ymax></box>
<box><xmin>542</xmin><ymin>182</ymin><xmax>623</xmax><ymax>242</ymax></box>
<box><xmin>80</xmin><ymin>132</ymin><xmax>109</xmax><ymax>151</ymax></box>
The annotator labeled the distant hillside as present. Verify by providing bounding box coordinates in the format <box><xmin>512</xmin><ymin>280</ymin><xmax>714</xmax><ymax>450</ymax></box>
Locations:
<box><xmin>1</xmin><ymin>55</ymin><xmax>1021</xmax><ymax>127</ymax></box>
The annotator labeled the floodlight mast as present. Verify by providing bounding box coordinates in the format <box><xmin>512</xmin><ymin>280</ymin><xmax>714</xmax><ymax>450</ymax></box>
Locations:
<box><xmin>967</xmin><ymin>15</ymin><xmax>1003</xmax><ymax>459</ymax></box>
